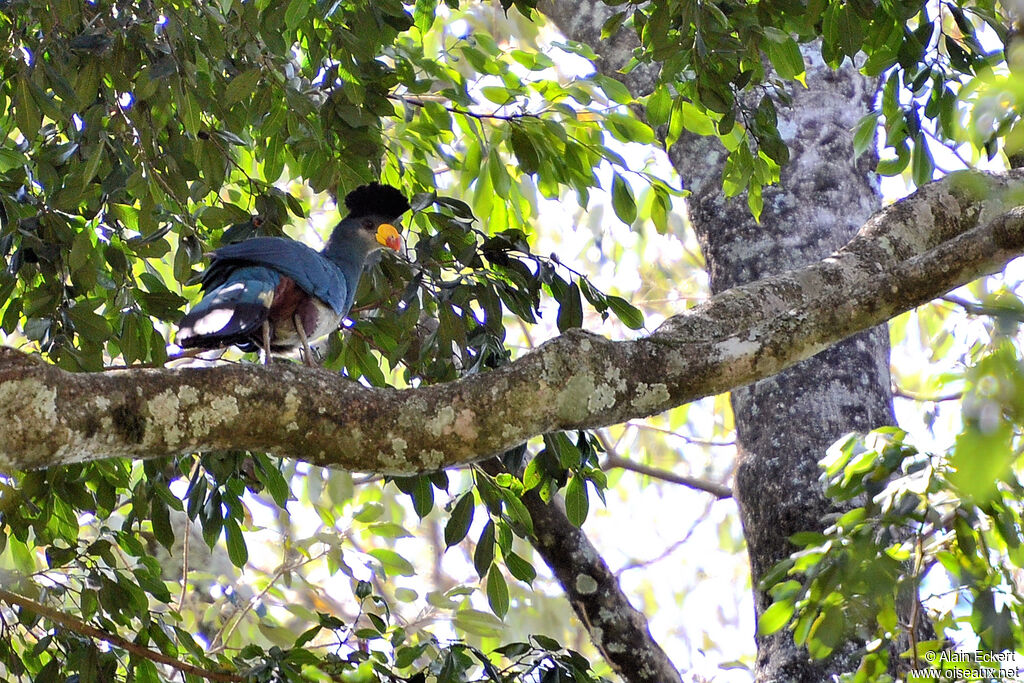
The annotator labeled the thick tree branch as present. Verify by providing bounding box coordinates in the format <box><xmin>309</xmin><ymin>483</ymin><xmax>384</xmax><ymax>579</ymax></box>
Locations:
<box><xmin>479</xmin><ymin>460</ymin><xmax>683</xmax><ymax>683</ymax></box>
<box><xmin>1</xmin><ymin>171</ymin><xmax>1023</xmax><ymax>472</ymax></box>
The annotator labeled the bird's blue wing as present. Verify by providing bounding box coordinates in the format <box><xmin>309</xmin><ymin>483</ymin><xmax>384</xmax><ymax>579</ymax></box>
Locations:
<box><xmin>204</xmin><ymin>237</ymin><xmax>349</xmax><ymax>314</ymax></box>
<box><xmin>178</xmin><ymin>265</ymin><xmax>279</xmax><ymax>349</ymax></box>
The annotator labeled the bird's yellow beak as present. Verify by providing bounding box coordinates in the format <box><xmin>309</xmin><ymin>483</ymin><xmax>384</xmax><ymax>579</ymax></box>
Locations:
<box><xmin>375</xmin><ymin>223</ymin><xmax>402</xmax><ymax>251</ymax></box>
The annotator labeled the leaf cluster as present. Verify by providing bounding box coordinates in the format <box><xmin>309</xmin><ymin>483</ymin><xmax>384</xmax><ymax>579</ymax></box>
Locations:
<box><xmin>612</xmin><ymin>0</ymin><xmax>1015</xmax><ymax>209</ymax></box>
<box><xmin>757</xmin><ymin>330</ymin><xmax>1024</xmax><ymax>681</ymax></box>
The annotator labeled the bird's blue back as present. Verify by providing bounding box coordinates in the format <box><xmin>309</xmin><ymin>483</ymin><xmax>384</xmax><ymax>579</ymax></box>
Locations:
<box><xmin>203</xmin><ymin>237</ymin><xmax>351</xmax><ymax>314</ymax></box>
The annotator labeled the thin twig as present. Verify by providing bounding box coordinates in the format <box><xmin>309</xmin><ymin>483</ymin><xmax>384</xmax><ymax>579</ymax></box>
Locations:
<box><xmin>393</xmin><ymin>94</ymin><xmax>543</xmax><ymax>122</ymax></box>
<box><xmin>602</xmin><ymin>453</ymin><xmax>732</xmax><ymax>499</ymax></box>
<box><xmin>891</xmin><ymin>385</ymin><xmax>963</xmax><ymax>402</ymax></box>
<box><xmin>908</xmin><ymin>533</ymin><xmax>925</xmax><ymax>670</ymax></box>
<box><xmin>208</xmin><ymin>549</ymin><xmax>321</xmax><ymax>654</ymax></box>
<box><xmin>616</xmin><ymin>498</ymin><xmax>716</xmax><ymax>575</ymax></box>
<box><xmin>177</xmin><ymin>458</ymin><xmax>201</xmax><ymax>613</ymax></box>
<box><xmin>942</xmin><ymin>294</ymin><xmax>1024</xmax><ymax>321</ymax></box>
<box><xmin>0</xmin><ymin>587</ymin><xmax>242</xmax><ymax>682</ymax></box>
<box><xmin>101</xmin><ymin>347</ymin><xmax>211</xmax><ymax>370</ymax></box>
<box><xmin>624</xmin><ymin>420</ymin><xmax>736</xmax><ymax>447</ymax></box>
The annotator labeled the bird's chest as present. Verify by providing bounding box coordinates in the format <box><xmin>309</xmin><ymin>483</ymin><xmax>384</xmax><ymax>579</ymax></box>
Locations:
<box><xmin>266</xmin><ymin>277</ymin><xmax>342</xmax><ymax>349</ymax></box>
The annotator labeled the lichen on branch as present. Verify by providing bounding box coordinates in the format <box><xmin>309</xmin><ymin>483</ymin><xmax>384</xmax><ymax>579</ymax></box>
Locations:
<box><xmin>1</xmin><ymin>171</ymin><xmax>1023</xmax><ymax>473</ymax></box>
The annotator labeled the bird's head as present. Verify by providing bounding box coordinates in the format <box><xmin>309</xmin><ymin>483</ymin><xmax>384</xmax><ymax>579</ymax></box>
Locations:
<box><xmin>326</xmin><ymin>183</ymin><xmax>410</xmax><ymax>256</ymax></box>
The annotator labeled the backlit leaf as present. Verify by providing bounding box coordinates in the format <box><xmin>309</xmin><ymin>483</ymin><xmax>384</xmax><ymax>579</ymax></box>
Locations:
<box><xmin>565</xmin><ymin>475</ymin><xmax>588</xmax><ymax>527</ymax></box>
<box><xmin>611</xmin><ymin>172</ymin><xmax>637</xmax><ymax>224</ymax></box>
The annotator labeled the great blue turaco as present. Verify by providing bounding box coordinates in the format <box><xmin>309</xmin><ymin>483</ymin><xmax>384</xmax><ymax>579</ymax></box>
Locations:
<box><xmin>177</xmin><ymin>183</ymin><xmax>410</xmax><ymax>366</ymax></box>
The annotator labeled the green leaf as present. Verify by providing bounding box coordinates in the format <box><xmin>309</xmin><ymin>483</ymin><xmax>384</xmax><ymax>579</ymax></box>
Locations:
<box><xmin>852</xmin><ymin>111</ymin><xmax>879</xmax><ymax>158</ymax></box>
<box><xmin>480</xmin><ymin>86</ymin><xmax>512</xmax><ymax>105</ymax></box>
<box><xmin>254</xmin><ymin>454</ymin><xmax>291</xmax><ymax>507</ymax></box>
<box><xmin>910</xmin><ymin>133</ymin><xmax>934</xmax><ymax>187</ymax></box>
<box><xmin>600</xmin><ymin>10</ymin><xmax>627</xmax><ymax>40</ymax></box>
<box><xmin>366</xmin><ymin>522</ymin><xmax>413</xmax><ymax>539</ymax></box>
<box><xmin>134</xmin><ymin>660</ymin><xmax>161</xmax><ymax>683</ymax></box>
<box><xmin>498</xmin><ymin>488</ymin><xmax>535</xmax><ymax>537</ymax></box>
<box><xmin>610</xmin><ymin>172</ymin><xmax>637</xmax><ymax>224</ymax></box>
<box><xmin>556</xmin><ymin>281</ymin><xmax>583</xmax><ymax>332</ymax></box>
<box><xmin>547</xmin><ymin>431</ymin><xmax>580</xmax><ymax>469</ymax></box>
<box><xmin>0</xmin><ymin>148</ymin><xmax>28</xmax><ymax>172</ymax></box>
<box><xmin>488</xmin><ymin>150</ymin><xmax>512</xmax><ymax>197</ymax></box>
<box><xmin>595</xmin><ymin>74</ymin><xmax>632</xmax><ymax>105</ymax></box>
<box><xmin>747</xmin><ymin>182</ymin><xmax>763</xmax><ymax>221</ymax></box>
<box><xmin>505</xmin><ymin>551</ymin><xmax>536</xmax><ymax>585</ymax></box>
<box><xmin>824</xmin><ymin>4</ymin><xmax>865</xmax><ymax>59</ymax></box>
<box><xmin>808</xmin><ymin>605</ymin><xmax>844</xmax><ymax>657</ymax></box>
<box><xmin>224</xmin><ymin>518</ymin><xmax>248</xmax><ymax>568</ymax></box>
<box><xmin>757</xmin><ymin>599</ymin><xmax>795</xmax><ymax>636</ymax></box>
<box><xmin>223</xmin><ymin>70</ymin><xmax>262</xmax><ymax>107</ymax></box>
<box><xmin>486</xmin><ymin>568</ymin><xmax>509</xmax><ymax>618</ymax></box>
<box><xmin>368</xmin><ymin>548</ymin><xmax>416</xmax><ymax>577</ymax></box>
<box><xmin>509</xmin><ymin>126</ymin><xmax>540</xmax><ymax>175</ymax></box>
<box><xmin>444</xmin><ymin>492</ymin><xmax>475</xmax><ymax>548</ymax></box>
<box><xmin>80</xmin><ymin>136</ymin><xmax>106</xmax><ymax>190</ymax></box>
<box><xmin>606</xmin><ymin>295</ymin><xmax>644</xmax><ymax>329</ymax></box>
<box><xmin>413</xmin><ymin>0</ymin><xmax>436</xmax><ymax>33</ymax></box>
<box><xmin>876</xmin><ymin>144</ymin><xmax>910</xmax><ymax>176</ymax></box>
<box><xmin>697</xmin><ymin>76</ymin><xmax>733</xmax><ymax>114</ymax></box>
<box><xmin>766</xmin><ymin>37</ymin><xmax>805</xmax><ymax>82</ymax></box>
<box><xmin>67</xmin><ymin>306</ymin><xmax>112</xmax><ymax>342</ymax></box>
<box><xmin>178</xmin><ymin>86</ymin><xmax>201</xmax><ymax>136</ymax></box>
<box><xmin>453</xmin><ymin>609</ymin><xmax>504</xmax><ymax>638</ymax></box>
<box><xmin>410</xmin><ymin>475</ymin><xmax>434</xmax><ymax>519</ymax></box>
<box><xmin>606</xmin><ymin>112</ymin><xmax>655</xmax><ymax>144</ymax></box>
<box><xmin>474</xmin><ymin>520</ymin><xmax>495</xmax><ymax>577</ymax></box>
<box><xmin>564</xmin><ymin>475</ymin><xmax>589</xmax><ymax>527</ymax></box>
<box><xmin>646</xmin><ymin>85</ymin><xmax>672</xmax><ymax>128</ymax></box>
<box><xmin>285</xmin><ymin>0</ymin><xmax>310</xmax><ymax>30</ymax></box>
<box><xmin>15</xmin><ymin>76</ymin><xmax>41</xmax><ymax>140</ymax></box>
<box><xmin>119</xmin><ymin>313</ymin><xmax>147</xmax><ymax>364</ymax></box>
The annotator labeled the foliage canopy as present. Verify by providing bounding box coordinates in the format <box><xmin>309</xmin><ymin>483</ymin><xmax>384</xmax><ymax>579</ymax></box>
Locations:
<box><xmin>1</xmin><ymin>0</ymin><xmax>1023</xmax><ymax>680</ymax></box>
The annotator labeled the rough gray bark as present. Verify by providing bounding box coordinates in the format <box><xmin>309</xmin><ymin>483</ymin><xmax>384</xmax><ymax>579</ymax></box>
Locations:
<box><xmin>538</xmin><ymin>5</ymin><xmax>958</xmax><ymax>680</ymax></box>
<box><xmin>678</xmin><ymin>55</ymin><xmax>896</xmax><ymax>680</ymax></box>
<box><xmin>479</xmin><ymin>460</ymin><xmax>682</xmax><ymax>683</ymax></box>
<box><xmin>2</xmin><ymin>174</ymin><xmax>1022</xmax><ymax>474</ymax></box>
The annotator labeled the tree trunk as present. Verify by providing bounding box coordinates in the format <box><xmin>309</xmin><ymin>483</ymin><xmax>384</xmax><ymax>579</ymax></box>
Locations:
<box><xmin>674</xmin><ymin>57</ymin><xmax>899</xmax><ymax>681</ymax></box>
<box><xmin>542</xmin><ymin>6</ymin><xmax>905</xmax><ymax>680</ymax></box>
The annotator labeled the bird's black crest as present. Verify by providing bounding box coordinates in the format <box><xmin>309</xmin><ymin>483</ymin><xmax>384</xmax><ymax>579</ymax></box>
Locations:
<box><xmin>344</xmin><ymin>183</ymin><xmax>410</xmax><ymax>221</ymax></box>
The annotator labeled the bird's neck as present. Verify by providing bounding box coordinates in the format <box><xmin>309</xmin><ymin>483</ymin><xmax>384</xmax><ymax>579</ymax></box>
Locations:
<box><xmin>321</xmin><ymin>238</ymin><xmax>372</xmax><ymax>314</ymax></box>
<box><xmin>321</xmin><ymin>239</ymin><xmax>370</xmax><ymax>277</ymax></box>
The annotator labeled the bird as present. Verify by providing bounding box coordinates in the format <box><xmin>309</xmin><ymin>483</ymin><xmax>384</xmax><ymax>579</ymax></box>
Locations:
<box><xmin>177</xmin><ymin>182</ymin><xmax>410</xmax><ymax>366</ymax></box>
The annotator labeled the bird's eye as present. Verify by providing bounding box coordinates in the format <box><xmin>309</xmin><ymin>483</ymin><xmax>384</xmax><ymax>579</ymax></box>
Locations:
<box><xmin>362</xmin><ymin>220</ymin><xmax>375</xmax><ymax>231</ymax></box>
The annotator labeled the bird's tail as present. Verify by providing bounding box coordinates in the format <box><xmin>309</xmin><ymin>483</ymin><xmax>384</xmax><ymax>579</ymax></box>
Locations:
<box><xmin>177</xmin><ymin>266</ymin><xmax>279</xmax><ymax>350</ymax></box>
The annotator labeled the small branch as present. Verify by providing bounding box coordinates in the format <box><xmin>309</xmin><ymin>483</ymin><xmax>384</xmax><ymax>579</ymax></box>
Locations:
<box><xmin>209</xmin><ymin>547</ymin><xmax>327</xmax><ymax>654</ymax></box>
<box><xmin>891</xmin><ymin>385</ymin><xmax>963</xmax><ymax>402</ymax></box>
<box><xmin>942</xmin><ymin>294</ymin><xmax>1024</xmax><ymax>321</ymax></box>
<box><xmin>616</xmin><ymin>498</ymin><xmax>716</xmax><ymax>575</ymax></box>
<box><xmin>602</xmin><ymin>453</ymin><xmax>733</xmax><ymax>499</ymax></box>
<box><xmin>177</xmin><ymin>457</ymin><xmax>201</xmax><ymax>613</ymax></box>
<box><xmin>624</xmin><ymin>420</ymin><xmax>736</xmax><ymax>448</ymax></box>
<box><xmin>907</xmin><ymin>532</ymin><xmax>926</xmax><ymax>670</ymax></box>
<box><xmin>0</xmin><ymin>587</ymin><xmax>243</xmax><ymax>682</ymax></box>
<box><xmin>393</xmin><ymin>94</ymin><xmax>543</xmax><ymax>122</ymax></box>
